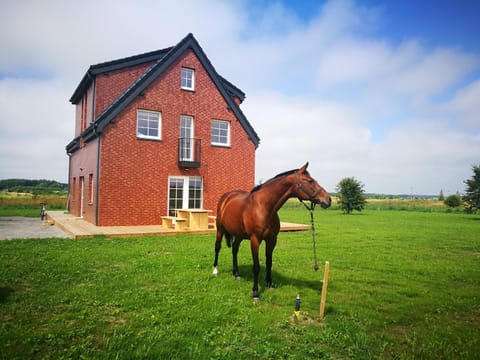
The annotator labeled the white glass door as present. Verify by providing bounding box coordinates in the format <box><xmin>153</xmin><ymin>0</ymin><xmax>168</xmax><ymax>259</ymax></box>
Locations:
<box><xmin>168</xmin><ymin>176</ymin><xmax>203</xmax><ymax>216</ymax></box>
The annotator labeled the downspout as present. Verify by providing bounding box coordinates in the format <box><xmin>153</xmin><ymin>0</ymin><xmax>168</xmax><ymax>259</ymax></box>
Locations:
<box><xmin>66</xmin><ymin>152</ymin><xmax>72</xmax><ymax>213</ymax></box>
<box><xmin>95</xmin><ymin>134</ymin><xmax>101</xmax><ymax>226</ymax></box>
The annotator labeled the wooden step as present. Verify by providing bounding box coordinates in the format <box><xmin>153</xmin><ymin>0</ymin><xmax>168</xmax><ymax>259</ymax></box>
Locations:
<box><xmin>161</xmin><ymin>216</ymin><xmax>187</xmax><ymax>230</ymax></box>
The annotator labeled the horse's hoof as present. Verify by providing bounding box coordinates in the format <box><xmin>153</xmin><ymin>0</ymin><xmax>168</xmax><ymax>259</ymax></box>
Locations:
<box><xmin>234</xmin><ymin>275</ymin><xmax>241</xmax><ymax>280</ymax></box>
<box><xmin>212</xmin><ymin>267</ymin><xmax>218</xmax><ymax>276</ymax></box>
<box><xmin>252</xmin><ymin>296</ymin><xmax>260</xmax><ymax>303</ymax></box>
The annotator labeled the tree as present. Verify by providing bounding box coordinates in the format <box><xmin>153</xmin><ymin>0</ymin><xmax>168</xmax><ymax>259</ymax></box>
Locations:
<box><xmin>336</xmin><ymin>177</ymin><xmax>367</xmax><ymax>214</ymax></box>
<box><xmin>463</xmin><ymin>164</ymin><xmax>480</xmax><ymax>213</ymax></box>
<box><xmin>438</xmin><ymin>189</ymin><xmax>445</xmax><ymax>201</ymax></box>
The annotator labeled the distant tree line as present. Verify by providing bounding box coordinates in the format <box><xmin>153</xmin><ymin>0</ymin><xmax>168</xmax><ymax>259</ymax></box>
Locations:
<box><xmin>0</xmin><ymin>179</ymin><xmax>68</xmax><ymax>195</ymax></box>
<box><xmin>335</xmin><ymin>164</ymin><xmax>480</xmax><ymax>214</ymax></box>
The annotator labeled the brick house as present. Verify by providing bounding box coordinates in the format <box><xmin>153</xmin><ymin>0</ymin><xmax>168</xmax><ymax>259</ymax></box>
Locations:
<box><xmin>66</xmin><ymin>33</ymin><xmax>260</xmax><ymax>226</ymax></box>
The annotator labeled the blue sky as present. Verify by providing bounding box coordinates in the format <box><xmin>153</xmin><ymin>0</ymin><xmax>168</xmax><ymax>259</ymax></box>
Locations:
<box><xmin>278</xmin><ymin>0</ymin><xmax>480</xmax><ymax>52</ymax></box>
<box><xmin>1</xmin><ymin>0</ymin><xmax>479</xmax><ymax>195</ymax></box>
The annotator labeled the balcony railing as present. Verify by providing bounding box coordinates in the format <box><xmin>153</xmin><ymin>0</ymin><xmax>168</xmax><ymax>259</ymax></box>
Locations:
<box><xmin>178</xmin><ymin>138</ymin><xmax>201</xmax><ymax>168</ymax></box>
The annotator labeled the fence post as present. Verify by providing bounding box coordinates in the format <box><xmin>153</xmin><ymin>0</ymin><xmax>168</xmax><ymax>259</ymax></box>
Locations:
<box><xmin>319</xmin><ymin>261</ymin><xmax>330</xmax><ymax>320</ymax></box>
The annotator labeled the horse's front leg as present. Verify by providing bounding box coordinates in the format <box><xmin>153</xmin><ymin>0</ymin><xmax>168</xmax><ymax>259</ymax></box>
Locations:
<box><xmin>250</xmin><ymin>236</ymin><xmax>261</xmax><ymax>301</ymax></box>
<box><xmin>265</xmin><ymin>236</ymin><xmax>277</xmax><ymax>288</ymax></box>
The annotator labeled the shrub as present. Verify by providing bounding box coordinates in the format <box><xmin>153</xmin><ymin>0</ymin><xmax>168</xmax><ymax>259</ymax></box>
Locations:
<box><xmin>444</xmin><ymin>194</ymin><xmax>462</xmax><ymax>208</ymax></box>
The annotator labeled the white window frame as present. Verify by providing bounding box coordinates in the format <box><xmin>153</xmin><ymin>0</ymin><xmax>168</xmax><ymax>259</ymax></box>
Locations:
<box><xmin>180</xmin><ymin>115</ymin><xmax>194</xmax><ymax>161</ymax></box>
<box><xmin>211</xmin><ymin>119</ymin><xmax>230</xmax><ymax>147</ymax></box>
<box><xmin>167</xmin><ymin>176</ymin><xmax>203</xmax><ymax>216</ymax></box>
<box><xmin>181</xmin><ymin>67</ymin><xmax>195</xmax><ymax>91</ymax></box>
<box><xmin>137</xmin><ymin>109</ymin><xmax>161</xmax><ymax>140</ymax></box>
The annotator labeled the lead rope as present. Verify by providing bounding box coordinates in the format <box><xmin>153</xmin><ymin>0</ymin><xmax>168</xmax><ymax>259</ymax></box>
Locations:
<box><xmin>301</xmin><ymin>200</ymin><xmax>319</xmax><ymax>271</ymax></box>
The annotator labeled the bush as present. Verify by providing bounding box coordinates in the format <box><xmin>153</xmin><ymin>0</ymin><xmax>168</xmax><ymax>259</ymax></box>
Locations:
<box><xmin>444</xmin><ymin>194</ymin><xmax>462</xmax><ymax>208</ymax></box>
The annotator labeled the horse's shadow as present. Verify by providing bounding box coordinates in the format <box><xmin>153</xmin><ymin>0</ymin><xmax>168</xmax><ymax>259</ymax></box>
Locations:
<box><xmin>0</xmin><ymin>286</ymin><xmax>14</xmax><ymax>303</ymax></box>
<box><xmin>235</xmin><ymin>264</ymin><xmax>323</xmax><ymax>296</ymax></box>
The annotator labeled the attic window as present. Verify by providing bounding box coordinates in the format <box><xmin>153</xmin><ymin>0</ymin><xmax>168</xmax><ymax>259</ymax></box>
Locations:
<box><xmin>181</xmin><ymin>67</ymin><xmax>194</xmax><ymax>91</ymax></box>
<box><xmin>137</xmin><ymin>110</ymin><xmax>161</xmax><ymax>140</ymax></box>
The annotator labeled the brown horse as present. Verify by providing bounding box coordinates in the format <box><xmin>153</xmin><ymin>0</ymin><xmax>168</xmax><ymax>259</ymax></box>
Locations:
<box><xmin>212</xmin><ymin>162</ymin><xmax>331</xmax><ymax>300</ymax></box>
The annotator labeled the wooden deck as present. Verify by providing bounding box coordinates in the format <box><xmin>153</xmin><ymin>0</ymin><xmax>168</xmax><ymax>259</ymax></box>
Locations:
<box><xmin>47</xmin><ymin>211</ymin><xmax>310</xmax><ymax>239</ymax></box>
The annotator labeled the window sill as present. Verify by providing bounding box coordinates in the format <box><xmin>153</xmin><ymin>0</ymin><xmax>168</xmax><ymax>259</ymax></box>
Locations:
<box><xmin>137</xmin><ymin>136</ymin><xmax>162</xmax><ymax>142</ymax></box>
<box><xmin>211</xmin><ymin>143</ymin><xmax>231</xmax><ymax>149</ymax></box>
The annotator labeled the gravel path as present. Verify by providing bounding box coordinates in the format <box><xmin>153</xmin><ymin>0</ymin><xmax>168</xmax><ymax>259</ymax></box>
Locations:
<box><xmin>0</xmin><ymin>217</ymin><xmax>70</xmax><ymax>240</ymax></box>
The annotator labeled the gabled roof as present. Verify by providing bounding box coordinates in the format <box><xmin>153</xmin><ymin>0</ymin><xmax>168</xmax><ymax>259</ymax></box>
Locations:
<box><xmin>67</xmin><ymin>33</ymin><xmax>259</xmax><ymax>151</ymax></box>
<box><xmin>70</xmin><ymin>47</ymin><xmax>173</xmax><ymax>104</ymax></box>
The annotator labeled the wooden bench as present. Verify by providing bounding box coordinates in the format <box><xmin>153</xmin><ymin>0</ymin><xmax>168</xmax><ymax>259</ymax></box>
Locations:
<box><xmin>161</xmin><ymin>216</ymin><xmax>187</xmax><ymax>230</ymax></box>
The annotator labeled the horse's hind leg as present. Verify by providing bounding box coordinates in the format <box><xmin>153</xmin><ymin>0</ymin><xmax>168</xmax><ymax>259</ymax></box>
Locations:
<box><xmin>231</xmin><ymin>237</ymin><xmax>241</xmax><ymax>279</ymax></box>
<box><xmin>212</xmin><ymin>229</ymin><xmax>223</xmax><ymax>275</ymax></box>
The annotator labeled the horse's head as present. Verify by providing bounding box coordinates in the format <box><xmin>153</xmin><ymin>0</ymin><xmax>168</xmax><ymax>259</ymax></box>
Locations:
<box><xmin>294</xmin><ymin>162</ymin><xmax>332</xmax><ymax>209</ymax></box>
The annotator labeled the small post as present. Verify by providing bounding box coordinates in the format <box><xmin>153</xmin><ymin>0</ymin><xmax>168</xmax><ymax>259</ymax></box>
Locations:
<box><xmin>319</xmin><ymin>261</ymin><xmax>330</xmax><ymax>320</ymax></box>
<box><xmin>40</xmin><ymin>203</ymin><xmax>47</xmax><ymax>222</ymax></box>
<box><xmin>294</xmin><ymin>294</ymin><xmax>301</xmax><ymax>318</ymax></box>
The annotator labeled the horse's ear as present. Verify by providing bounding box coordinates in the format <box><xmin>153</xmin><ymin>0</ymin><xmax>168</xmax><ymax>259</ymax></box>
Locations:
<box><xmin>300</xmin><ymin>162</ymin><xmax>309</xmax><ymax>173</ymax></box>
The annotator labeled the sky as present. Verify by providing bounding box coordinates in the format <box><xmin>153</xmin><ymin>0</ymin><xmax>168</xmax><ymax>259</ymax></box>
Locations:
<box><xmin>1</xmin><ymin>0</ymin><xmax>479</xmax><ymax>195</ymax></box>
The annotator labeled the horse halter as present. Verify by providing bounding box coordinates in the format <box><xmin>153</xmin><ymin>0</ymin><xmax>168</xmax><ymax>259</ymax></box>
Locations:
<box><xmin>295</xmin><ymin>172</ymin><xmax>320</xmax><ymax>272</ymax></box>
<box><xmin>294</xmin><ymin>173</ymin><xmax>323</xmax><ymax>204</ymax></box>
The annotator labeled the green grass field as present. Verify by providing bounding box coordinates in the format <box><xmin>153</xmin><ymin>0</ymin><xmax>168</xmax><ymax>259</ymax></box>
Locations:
<box><xmin>0</xmin><ymin>192</ymin><xmax>67</xmax><ymax>217</ymax></box>
<box><xmin>1</xmin><ymin>208</ymin><xmax>479</xmax><ymax>359</ymax></box>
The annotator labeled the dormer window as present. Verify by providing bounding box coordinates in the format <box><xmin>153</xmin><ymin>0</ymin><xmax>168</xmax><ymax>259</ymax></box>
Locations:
<box><xmin>181</xmin><ymin>67</ymin><xmax>194</xmax><ymax>91</ymax></box>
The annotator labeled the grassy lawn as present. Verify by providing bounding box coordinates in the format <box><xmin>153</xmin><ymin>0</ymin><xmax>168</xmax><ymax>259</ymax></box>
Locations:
<box><xmin>0</xmin><ymin>208</ymin><xmax>479</xmax><ymax>359</ymax></box>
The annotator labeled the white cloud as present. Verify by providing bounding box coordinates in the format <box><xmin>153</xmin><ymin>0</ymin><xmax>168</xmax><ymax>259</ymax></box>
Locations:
<box><xmin>244</xmin><ymin>91</ymin><xmax>372</xmax><ymax>191</ymax></box>
<box><xmin>0</xmin><ymin>0</ymin><xmax>479</xmax><ymax>195</ymax></box>
<box><xmin>246</xmin><ymin>90</ymin><xmax>479</xmax><ymax>195</ymax></box>
<box><xmin>0</xmin><ymin>77</ymin><xmax>72</xmax><ymax>180</ymax></box>
<box><xmin>370</xmin><ymin>120</ymin><xmax>480</xmax><ymax>194</ymax></box>
<box><xmin>391</xmin><ymin>48</ymin><xmax>478</xmax><ymax>101</ymax></box>
<box><xmin>443</xmin><ymin>79</ymin><xmax>480</xmax><ymax>130</ymax></box>
<box><xmin>0</xmin><ymin>0</ymin><xmax>243</xmax><ymax>81</ymax></box>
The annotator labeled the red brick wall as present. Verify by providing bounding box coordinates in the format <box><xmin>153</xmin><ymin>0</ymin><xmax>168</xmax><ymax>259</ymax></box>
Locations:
<box><xmin>94</xmin><ymin>62</ymin><xmax>154</xmax><ymax>118</ymax></box>
<box><xmin>94</xmin><ymin>49</ymin><xmax>256</xmax><ymax>226</ymax></box>
<box><xmin>74</xmin><ymin>83</ymin><xmax>95</xmax><ymax>137</ymax></box>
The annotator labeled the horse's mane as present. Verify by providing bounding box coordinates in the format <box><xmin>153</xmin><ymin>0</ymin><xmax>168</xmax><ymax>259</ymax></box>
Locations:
<box><xmin>251</xmin><ymin>168</ymin><xmax>306</xmax><ymax>193</ymax></box>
